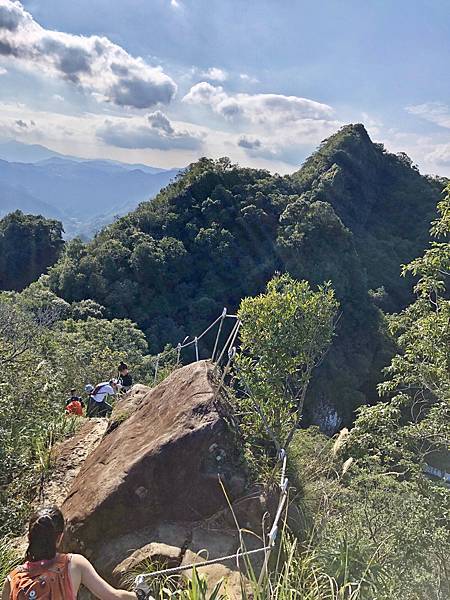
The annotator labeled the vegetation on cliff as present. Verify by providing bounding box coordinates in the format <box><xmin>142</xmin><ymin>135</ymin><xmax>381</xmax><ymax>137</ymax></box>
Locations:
<box><xmin>234</xmin><ymin>187</ymin><xmax>450</xmax><ymax>599</ymax></box>
<box><xmin>0</xmin><ymin>211</ymin><xmax>64</xmax><ymax>291</ymax></box>
<box><xmin>0</xmin><ymin>128</ymin><xmax>448</xmax><ymax>599</ymax></box>
<box><xmin>0</xmin><ymin>281</ymin><xmax>150</xmax><ymax>535</ymax></box>
<box><xmin>46</xmin><ymin>124</ymin><xmax>444</xmax><ymax>426</ymax></box>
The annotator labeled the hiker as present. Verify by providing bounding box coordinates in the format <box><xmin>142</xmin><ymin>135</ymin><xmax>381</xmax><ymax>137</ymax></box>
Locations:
<box><xmin>1</xmin><ymin>506</ymin><xmax>153</xmax><ymax>600</ymax></box>
<box><xmin>85</xmin><ymin>381</ymin><xmax>117</xmax><ymax>417</ymax></box>
<box><xmin>118</xmin><ymin>362</ymin><xmax>133</xmax><ymax>392</ymax></box>
<box><xmin>65</xmin><ymin>388</ymin><xmax>84</xmax><ymax>416</ymax></box>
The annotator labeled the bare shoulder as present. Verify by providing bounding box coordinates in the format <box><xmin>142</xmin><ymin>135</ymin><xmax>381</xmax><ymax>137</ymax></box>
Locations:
<box><xmin>68</xmin><ymin>553</ymin><xmax>93</xmax><ymax>573</ymax></box>
<box><xmin>69</xmin><ymin>553</ymin><xmax>87</xmax><ymax>563</ymax></box>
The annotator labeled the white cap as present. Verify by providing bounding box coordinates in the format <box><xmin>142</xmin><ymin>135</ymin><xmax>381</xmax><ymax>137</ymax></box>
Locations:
<box><xmin>85</xmin><ymin>384</ymin><xmax>94</xmax><ymax>393</ymax></box>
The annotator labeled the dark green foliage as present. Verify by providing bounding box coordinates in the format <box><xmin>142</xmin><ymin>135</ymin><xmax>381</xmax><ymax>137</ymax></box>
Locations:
<box><xmin>344</xmin><ymin>185</ymin><xmax>450</xmax><ymax>475</ymax></box>
<box><xmin>313</xmin><ymin>193</ymin><xmax>450</xmax><ymax>597</ymax></box>
<box><xmin>0</xmin><ymin>211</ymin><xmax>64</xmax><ymax>291</ymax></box>
<box><xmin>290</xmin><ymin>124</ymin><xmax>444</xmax><ymax>311</ymax></box>
<box><xmin>47</xmin><ymin>126</ymin><xmax>443</xmax><ymax>428</ymax></box>
<box><xmin>49</xmin><ymin>157</ymin><xmax>289</xmax><ymax>350</ymax></box>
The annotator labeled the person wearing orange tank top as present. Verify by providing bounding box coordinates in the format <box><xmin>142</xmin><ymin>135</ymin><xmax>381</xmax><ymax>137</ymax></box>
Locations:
<box><xmin>2</xmin><ymin>507</ymin><xmax>153</xmax><ymax>600</ymax></box>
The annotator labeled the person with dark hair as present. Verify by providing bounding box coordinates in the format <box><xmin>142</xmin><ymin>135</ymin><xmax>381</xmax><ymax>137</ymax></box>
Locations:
<box><xmin>118</xmin><ymin>362</ymin><xmax>133</xmax><ymax>392</ymax></box>
<box><xmin>2</xmin><ymin>506</ymin><xmax>153</xmax><ymax>600</ymax></box>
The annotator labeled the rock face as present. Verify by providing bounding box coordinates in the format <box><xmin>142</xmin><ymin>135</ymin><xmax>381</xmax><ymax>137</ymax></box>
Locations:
<box><xmin>109</xmin><ymin>384</ymin><xmax>150</xmax><ymax>423</ymax></box>
<box><xmin>42</xmin><ymin>419</ymin><xmax>108</xmax><ymax>508</ymax></box>
<box><xmin>62</xmin><ymin>361</ymin><xmax>245</xmax><ymax>573</ymax></box>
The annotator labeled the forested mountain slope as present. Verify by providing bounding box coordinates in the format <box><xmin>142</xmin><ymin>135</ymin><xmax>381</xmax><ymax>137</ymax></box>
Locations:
<box><xmin>0</xmin><ymin>211</ymin><xmax>64</xmax><ymax>291</ymax></box>
<box><xmin>48</xmin><ymin>124</ymin><xmax>445</xmax><ymax>428</ymax></box>
<box><xmin>291</xmin><ymin>124</ymin><xmax>444</xmax><ymax>310</ymax></box>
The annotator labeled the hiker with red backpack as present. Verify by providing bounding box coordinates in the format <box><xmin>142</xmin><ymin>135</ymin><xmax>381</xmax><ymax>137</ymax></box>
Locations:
<box><xmin>2</xmin><ymin>506</ymin><xmax>153</xmax><ymax>600</ymax></box>
<box><xmin>65</xmin><ymin>389</ymin><xmax>84</xmax><ymax>416</ymax></box>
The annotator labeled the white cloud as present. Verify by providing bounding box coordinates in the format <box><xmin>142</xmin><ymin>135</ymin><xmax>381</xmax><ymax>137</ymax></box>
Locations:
<box><xmin>377</xmin><ymin>129</ymin><xmax>450</xmax><ymax>177</ymax></box>
<box><xmin>239</xmin><ymin>73</ymin><xmax>258</xmax><ymax>84</ymax></box>
<box><xmin>424</xmin><ymin>143</ymin><xmax>450</xmax><ymax>166</ymax></box>
<box><xmin>0</xmin><ymin>0</ymin><xmax>177</xmax><ymax>109</ymax></box>
<box><xmin>201</xmin><ymin>67</ymin><xmax>228</xmax><ymax>82</ymax></box>
<box><xmin>148</xmin><ymin>110</ymin><xmax>174</xmax><ymax>134</ymax></box>
<box><xmin>0</xmin><ymin>98</ymin><xmax>342</xmax><ymax>174</ymax></box>
<box><xmin>235</xmin><ymin>123</ymin><xmax>340</xmax><ymax>165</ymax></box>
<box><xmin>182</xmin><ymin>82</ymin><xmax>334</xmax><ymax>126</ymax></box>
<box><xmin>182</xmin><ymin>81</ymin><xmax>339</xmax><ymax>167</ymax></box>
<box><xmin>0</xmin><ymin>66</ymin><xmax>7</xmax><ymax>75</ymax></box>
<box><xmin>52</xmin><ymin>94</ymin><xmax>64</xmax><ymax>102</ymax></box>
<box><xmin>97</xmin><ymin>112</ymin><xmax>205</xmax><ymax>151</ymax></box>
<box><xmin>406</xmin><ymin>102</ymin><xmax>450</xmax><ymax>129</ymax></box>
<box><xmin>170</xmin><ymin>0</ymin><xmax>181</xmax><ymax>8</ymax></box>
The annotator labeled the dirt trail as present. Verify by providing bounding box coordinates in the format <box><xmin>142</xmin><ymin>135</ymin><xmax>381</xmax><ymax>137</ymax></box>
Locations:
<box><xmin>12</xmin><ymin>418</ymin><xmax>108</xmax><ymax>557</ymax></box>
<box><xmin>39</xmin><ymin>418</ymin><xmax>108</xmax><ymax>508</ymax></box>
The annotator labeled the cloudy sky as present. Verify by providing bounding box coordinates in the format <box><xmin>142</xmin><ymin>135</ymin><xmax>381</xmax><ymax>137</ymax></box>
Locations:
<box><xmin>0</xmin><ymin>0</ymin><xmax>449</xmax><ymax>175</ymax></box>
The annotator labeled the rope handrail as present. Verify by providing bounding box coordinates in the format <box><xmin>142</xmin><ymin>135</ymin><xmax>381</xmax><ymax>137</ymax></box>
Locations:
<box><xmin>149</xmin><ymin>308</ymin><xmax>238</xmax><ymax>382</ymax></box>
<box><xmin>214</xmin><ymin>319</ymin><xmax>241</xmax><ymax>370</ymax></box>
<box><xmin>211</xmin><ymin>308</ymin><xmax>227</xmax><ymax>362</ymax></box>
<box><xmin>137</xmin><ymin>309</ymin><xmax>294</xmax><ymax>586</ymax></box>
<box><xmin>136</xmin><ymin>545</ymin><xmax>272</xmax><ymax>579</ymax></box>
<box><xmin>179</xmin><ymin>313</ymin><xmax>224</xmax><ymax>349</ymax></box>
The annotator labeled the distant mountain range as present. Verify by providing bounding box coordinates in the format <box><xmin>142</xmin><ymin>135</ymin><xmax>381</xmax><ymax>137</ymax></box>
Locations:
<box><xmin>0</xmin><ymin>140</ymin><xmax>180</xmax><ymax>238</ymax></box>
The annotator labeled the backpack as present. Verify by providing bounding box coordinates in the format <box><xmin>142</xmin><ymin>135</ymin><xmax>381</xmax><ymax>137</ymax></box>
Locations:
<box><xmin>65</xmin><ymin>400</ymin><xmax>83</xmax><ymax>416</ymax></box>
<box><xmin>8</xmin><ymin>554</ymin><xmax>72</xmax><ymax>600</ymax></box>
<box><xmin>91</xmin><ymin>383</ymin><xmax>110</xmax><ymax>398</ymax></box>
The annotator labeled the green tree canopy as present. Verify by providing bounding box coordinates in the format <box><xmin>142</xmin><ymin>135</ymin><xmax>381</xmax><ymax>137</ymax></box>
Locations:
<box><xmin>235</xmin><ymin>274</ymin><xmax>339</xmax><ymax>469</ymax></box>
<box><xmin>0</xmin><ymin>211</ymin><xmax>64</xmax><ymax>291</ymax></box>
<box><xmin>344</xmin><ymin>185</ymin><xmax>449</xmax><ymax>475</ymax></box>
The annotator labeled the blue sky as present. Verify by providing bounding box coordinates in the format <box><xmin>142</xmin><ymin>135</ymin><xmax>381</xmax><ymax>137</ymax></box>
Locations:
<box><xmin>0</xmin><ymin>0</ymin><xmax>449</xmax><ymax>174</ymax></box>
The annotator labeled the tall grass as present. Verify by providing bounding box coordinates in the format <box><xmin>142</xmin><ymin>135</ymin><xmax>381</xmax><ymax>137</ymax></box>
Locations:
<box><xmin>1</xmin><ymin>412</ymin><xmax>84</xmax><ymax>536</ymax></box>
<box><xmin>33</xmin><ymin>414</ymin><xmax>84</xmax><ymax>497</ymax></box>
<box><xmin>124</xmin><ymin>519</ymin><xmax>385</xmax><ymax>600</ymax></box>
<box><xmin>0</xmin><ymin>537</ymin><xmax>20</xmax><ymax>588</ymax></box>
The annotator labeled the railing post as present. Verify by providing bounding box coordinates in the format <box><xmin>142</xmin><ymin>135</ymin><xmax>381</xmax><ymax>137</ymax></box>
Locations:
<box><xmin>212</xmin><ymin>307</ymin><xmax>227</xmax><ymax>362</ymax></box>
<box><xmin>153</xmin><ymin>354</ymin><xmax>160</xmax><ymax>386</ymax></box>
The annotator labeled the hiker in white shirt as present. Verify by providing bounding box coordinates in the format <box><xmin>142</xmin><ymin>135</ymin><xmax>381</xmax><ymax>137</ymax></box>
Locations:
<box><xmin>85</xmin><ymin>380</ymin><xmax>117</xmax><ymax>417</ymax></box>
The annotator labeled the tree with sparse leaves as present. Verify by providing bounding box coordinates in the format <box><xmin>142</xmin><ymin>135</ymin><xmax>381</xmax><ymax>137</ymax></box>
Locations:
<box><xmin>234</xmin><ymin>273</ymin><xmax>339</xmax><ymax>469</ymax></box>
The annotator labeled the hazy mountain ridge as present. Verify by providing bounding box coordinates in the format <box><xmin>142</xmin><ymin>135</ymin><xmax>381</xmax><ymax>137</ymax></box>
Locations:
<box><xmin>0</xmin><ymin>140</ymin><xmax>170</xmax><ymax>173</ymax></box>
<box><xmin>0</xmin><ymin>173</ymin><xmax>64</xmax><ymax>219</ymax></box>
<box><xmin>0</xmin><ymin>140</ymin><xmax>180</xmax><ymax>237</ymax></box>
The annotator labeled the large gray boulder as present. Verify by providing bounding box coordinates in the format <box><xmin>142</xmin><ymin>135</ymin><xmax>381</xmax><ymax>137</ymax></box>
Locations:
<box><xmin>62</xmin><ymin>361</ymin><xmax>245</xmax><ymax>571</ymax></box>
